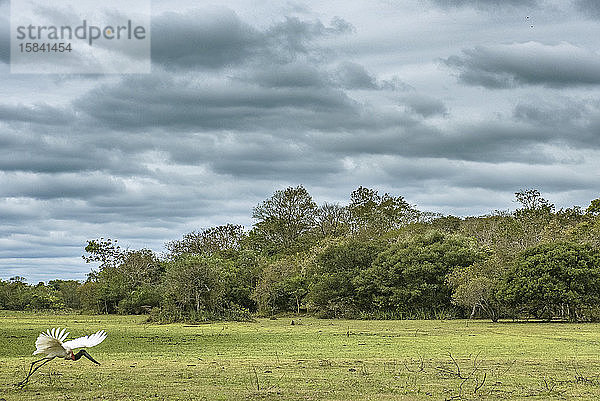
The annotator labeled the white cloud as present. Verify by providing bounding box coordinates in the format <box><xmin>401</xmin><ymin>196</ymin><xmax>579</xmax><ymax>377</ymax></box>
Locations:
<box><xmin>1</xmin><ymin>2</ymin><xmax>600</xmax><ymax>281</ymax></box>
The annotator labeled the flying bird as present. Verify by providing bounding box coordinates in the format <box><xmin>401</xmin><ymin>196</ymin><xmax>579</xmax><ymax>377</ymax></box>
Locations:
<box><xmin>18</xmin><ymin>328</ymin><xmax>107</xmax><ymax>387</ymax></box>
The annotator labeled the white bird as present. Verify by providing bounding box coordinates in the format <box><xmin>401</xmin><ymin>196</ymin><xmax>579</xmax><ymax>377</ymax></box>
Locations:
<box><xmin>18</xmin><ymin>328</ymin><xmax>107</xmax><ymax>387</ymax></box>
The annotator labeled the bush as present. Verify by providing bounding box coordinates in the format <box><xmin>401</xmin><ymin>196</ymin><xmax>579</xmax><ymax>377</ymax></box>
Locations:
<box><xmin>355</xmin><ymin>231</ymin><xmax>483</xmax><ymax>316</ymax></box>
<box><xmin>500</xmin><ymin>242</ymin><xmax>600</xmax><ymax>321</ymax></box>
<box><xmin>253</xmin><ymin>256</ymin><xmax>307</xmax><ymax>315</ymax></box>
<box><xmin>307</xmin><ymin>238</ymin><xmax>384</xmax><ymax>318</ymax></box>
<box><xmin>118</xmin><ymin>285</ymin><xmax>162</xmax><ymax>314</ymax></box>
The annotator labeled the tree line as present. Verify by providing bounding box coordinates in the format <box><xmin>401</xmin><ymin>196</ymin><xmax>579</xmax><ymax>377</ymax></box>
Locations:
<box><xmin>2</xmin><ymin>186</ymin><xmax>600</xmax><ymax>322</ymax></box>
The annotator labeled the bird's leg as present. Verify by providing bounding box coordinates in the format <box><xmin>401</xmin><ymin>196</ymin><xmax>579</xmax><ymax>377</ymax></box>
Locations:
<box><xmin>73</xmin><ymin>349</ymin><xmax>101</xmax><ymax>365</ymax></box>
<box><xmin>17</xmin><ymin>358</ymin><xmax>51</xmax><ymax>387</ymax></box>
<box><xmin>17</xmin><ymin>358</ymin><xmax>46</xmax><ymax>387</ymax></box>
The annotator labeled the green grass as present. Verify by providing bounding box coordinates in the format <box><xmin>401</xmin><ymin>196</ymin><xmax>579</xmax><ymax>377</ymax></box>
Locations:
<box><xmin>1</xmin><ymin>311</ymin><xmax>600</xmax><ymax>400</ymax></box>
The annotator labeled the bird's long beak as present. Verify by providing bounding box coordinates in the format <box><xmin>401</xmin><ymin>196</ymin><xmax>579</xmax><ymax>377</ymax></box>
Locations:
<box><xmin>82</xmin><ymin>350</ymin><xmax>101</xmax><ymax>365</ymax></box>
<box><xmin>74</xmin><ymin>349</ymin><xmax>101</xmax><ymax>365</ymax></box>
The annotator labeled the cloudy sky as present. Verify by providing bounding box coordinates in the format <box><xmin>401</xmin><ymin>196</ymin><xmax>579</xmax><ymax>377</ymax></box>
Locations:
<box><xmin>1</xmin><ymin>0</ymin><xmax>599</xmax><ymax>282</ymax></box>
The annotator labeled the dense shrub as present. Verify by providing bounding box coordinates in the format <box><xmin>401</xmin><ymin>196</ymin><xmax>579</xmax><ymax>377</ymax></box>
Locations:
<box><xmin>307</xmin><ymin>238</ymin><xmax>384</xmax><ymax>318</ymax></box>
<box><xmin>500</xmin><ymin>242</ymin><xmax>600</xmax><ymax>321</ymax></box>
<box><xmin>4</xmin><ymin>190</ymin><xmax>600</xmax><ymax>323</ymax></box>
<box><xmin>354</xmin><ymin>231</ymin><xmax>483</xmax><ymax>317</ymax></box>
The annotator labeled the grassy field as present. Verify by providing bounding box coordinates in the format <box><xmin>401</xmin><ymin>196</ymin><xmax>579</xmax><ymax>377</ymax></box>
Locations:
<box><xmin>1</xmin><ymin>312</ymin><xmax>600</xmax><ymax>400</ymax></box>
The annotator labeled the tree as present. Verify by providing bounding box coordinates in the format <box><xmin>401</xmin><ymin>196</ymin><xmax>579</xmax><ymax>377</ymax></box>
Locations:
<box><xmin>83</xmin><ymin>238</ymin><xmax>123</xmax><ymax>271</ymax></box>
<box><xmin>221</xmin><ymin>250</ymin><xmax>262</xmax><ymax>311</ymax></box>
<box><xmin>116</xmin><ymin>250</ymin><xmax>163</xmax><ymax>314</ymax></box>
<box><xmin>454</xmin><ymin>213</ymin><xmax>523</xmax><ymax>321</ymax></box>
<box><xmin>564</xmin><ymin>199</ymin><xmax>600</xmax><ymax>249</ymax></box>
<box><xmin>307</xmin><ymin>238</ymin><xmax>384</xmax><ymax>317</ymax></box>
<box><xmin>77</xmin><ymin>281</ymin><xmax>101</xmax><ymax>313</ymax></box>
<box><xmin>48</xmin><ymin>280</ymin><xmax>82</xmax><ymax>310</ymax></box>
<box><xmin>355</xmin><ymin>231</ymin><xmax>483</xmax><ymax>317</ymax></box>
<box><xmin>83</xmin><ymin>238</ymin><xmax>163</xmax><ymax>314</ymax></box>
<box><xmin>166</xmin><ymin>224</ymin><xmax>246</xmax><ymax>257</ymax></box>
<box><xmin>118</xmin><ymin>249</ymin><xmax>163</xmax><ymax>289</ymax></box>
<box><xmin>542</xmin><ymin>206</ymin><xmax>585</xmax><ymax>243</ymax></box>
<box><xmin>348</xmin><ymin>186</ymin><xmax>419</xmax><ymax>235</ymax></box>
<box><xmin>567</xmin><ymin>217</ymin><xmax>600</xmax><ymax>249</ymax></box>
<box><xmin>430</xmin><ymin>215</ymin><xmax>462</xmax><ymax>234</ymax></box>
<box><xmin>163</xmin><ymin>255</ymin><xmax>225</xmax><ymax>318</ymax></box>
<box><xmin>447</xmin><ymin>255</ymin><xmax>503</xmax><ymax>322</ymax></box>
<box><xmin>29</xmin><ymin>283</ymin><xmax>64</xmax><ymax>310</ymax></box>
<box><xmin>1</xmin><ymin>277</ymin><xmax>31</xmax><ymax>310</ymax></box>
<box><xmin>587</xmin><ymin>198</ymin><xmax>600</xmax><ymax>216</ymax></box>
<box><xmin>500</xmin><ymin>242</ymin><xmax>600</xmax><ymax>321</ymax></box>
<box><xmin>512</xmin><ymin>189</ymin><xmax>555</xmax><ymax>250</ymax></box>
<box><xmin>315</xmin><ymin>202</ymin><xmax>349</xmax><ymax>238</ymax></box>
<box><xmin>253</xmin><ymin>255</ymin><xmax>308</xmax><ymax>315</ymax></box>
<box><xmin>514</xmin><ymin>189</ymin><xmax>554</xmax><ymax>211</ymax></box>
<box><xmin>251</xmin><ymin>186</ymin><xmax>318</xmax><ymax>253</ymax></box>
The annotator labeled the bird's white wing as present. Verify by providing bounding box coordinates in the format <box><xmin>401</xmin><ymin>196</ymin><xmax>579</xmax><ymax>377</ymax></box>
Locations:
<box><xmin>33</xmin><ymin>328</ymin><xmax>69</xmax><ymax>356</ymax></box>
<box><xmin>62</xmin><ymin>330</ymin><xmax>107</xmax><ymax>350</ymax></box>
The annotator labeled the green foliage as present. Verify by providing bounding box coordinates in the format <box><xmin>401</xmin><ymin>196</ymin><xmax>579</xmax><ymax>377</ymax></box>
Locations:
<box><xmin>0</xmin><ymin>277</ymin><xmax>31</xmax><ymax>310</ymax></box>
<box><xmin>500</xmin><ymin>242</ymin><xmax>600</xmax><ymax>321</ymax></box>
<box><xmin>586</xmin><ymin>198</ymin><xmax>600</xmax><ymax>216</ymax></box>
<box><xmin>28</xmin><ymin>283</ymin><xmax>64</xmax><ymax>310</ymax></box>
<box><xmin>162</xmin><ymin>254</ymin><xmax>225</xmax><ymax>316</ymax></box>
<box><xmin>77</xmin><ymin>281</ymin><xmax>100</xmax><ymax>313</ymax></box>
<box><xmin>307</xmin><ymin>238</ymin><xmax>384</xmax><ymax>317</ymax></box>
<box><xmin>48</xmin><ymin>280</ymin><xmax>81</xmax><ymax>309</ymax></box>
<box><xmin>221</xmin><ymin>250</ymin><xmax>262</xmax><ymax>311</ymax></box>
<box><xmin>0</xmin><ymin>278</ymin><xmax>65</xmax><ymax>311</ymax></box>
<box><xmin>447</xmin><ymin>255</ymin><xmax>502</xmax><ymax>321</ymax></box>
<box><xmin>83</xmin><ymin>237</ymin><xmax>122</xmax><ymax>269</ymax></box>
<box><xmin>567</xmin><ymin>215</ymin><xmax>600</xmax><ymax>249</ymax></box>
<box><xmin>82</xmin><ymin>243</ymin><xmax>163</xmax><ymax>314</ymax></box>
<box><xmin>251</xmin><ymin>185</ymin><xmax>318</xmax><ymax>254</ymax></box>
<box><xmin>429</xmin><ymin>215</ymin><xmax>463</xmax><ymax>234</ymax></box>
<box><xmin>355</xmin><ymin>231</ymin><xmax>482</xmax><ymax>317</ymax></box>
<box><xmin>253</xmin><ymin>255</ymin><xmax>308</xmax><ymax>315</ymax></box>
<box><xmin>315</xmin><ymin>202</ymin><xmax>349</xmax><ymax>238</ymax></box>
<box><xmin>166</xmin><ymin>224</ymin><xmax>246</xmax><ymax>257</ymax></box>
<box><xmin>5</xmin><ymin>188</ymin><xmax>600</xmax><ymax>323</ymax></box>
<box><xmin>348</xmin><ymin>186</ymin><xmax>420</xmax><ymax>236</ymax></box>
<box><xmin>117</xmin><ymin>284</ymin><xmax>162</xmax><ymax>314</ymax></box>
<box><xmin>512</xmin><ymin>189</ymin><xmax>555</xmax><ymax>250</ymax></box>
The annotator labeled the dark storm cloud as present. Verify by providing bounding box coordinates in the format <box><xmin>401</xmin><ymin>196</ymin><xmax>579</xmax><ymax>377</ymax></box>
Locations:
<box><xmin>375</xmin><ymin>157</ymin><xmax>594</xmax><ymax>193</ymax></box>
<box><xmin>265</xmin><ymin>15</ymin><xmax>354</xmax><ymax>57</ymax></box>
<box><xmin>0</xmin><ymin>104</ymin><xmax>73</xmax><ymax>125</ymax></box>
<box><xmin>0</xmin><ymin>173</ymin><xmax>125</xmax><ymax>200</ymax></box>
<box><xmin>151</xmin><ymin>8</ymin><xmax>354</xmax><ymax>69</ymax></box>
<box><xmin>211</xmin><ymin>156</ymin><xmax>343</xmax><ymax>179</ymax></box>
<box><xmin>0</xmin><ymin>16</ymin><xmax>8</xmax><ymax>64</ymax></box>
<box><xmin>238</xmin><ymin>60</ymin><xmax>390</xmax><ymax>92</ymax></box>
<box><xmin>3</xmin><ymin>1</ymin><xmax>600</xmax><ymax>282</ymax></box>
<box><xmin>0</xmin><ymin>123</ymin><xmax>157</xmax><ymax>175</ymax></box>
<box><xmin>75</xmin><ymin>74</ymin><xmax>376</xmax><ymax>132</ymax></box>
<box><xmin>575</xmin><ymin>0</ymin><xmax>600</xmax><ymax>19</ymax></box>
<box><xmin>444</xmin><ymin>42</ymin><xmax>600</xmax><ymax>88</ymax></box>
<box><xmin>513</xmin><ymin>102</ymin><xmax>585</xmax><ymax>126</ymax></box>
<box><xmin>511</xmin><ymin>100</ymin><xmax>600</xmax><ymax>149</ymax></box>
<box><xmin>205</xmin><ymin>134</ymin><xmax>345</xmax><ymax>178</ymax></box>
<box><xmin>314</xmin><ymin>112</ymin><xmax>600</xmax><ymax>164</ymax></box>
<box><xmin>333</xmin><ymin>62</ymin><xmax>377</xmax><ymax>89</ymax></box>
<box><xmin>151</xmin><ymin>8</ymin><xmax>262</xmax><ymax>69</ymax></box>
<box><xmin>402</xmin><ymin>95</ymin><xmax>448</xmax><ymax>118</ymax></box>
<box><xmin>237</xmin><ymin>62</ymin><xmax>331</xmax><ymax>88</ymax></box>
<box><xmin>76</xmin><ymin>66</ymin><xmax>600</xmax><ymax>168</ymax></box>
